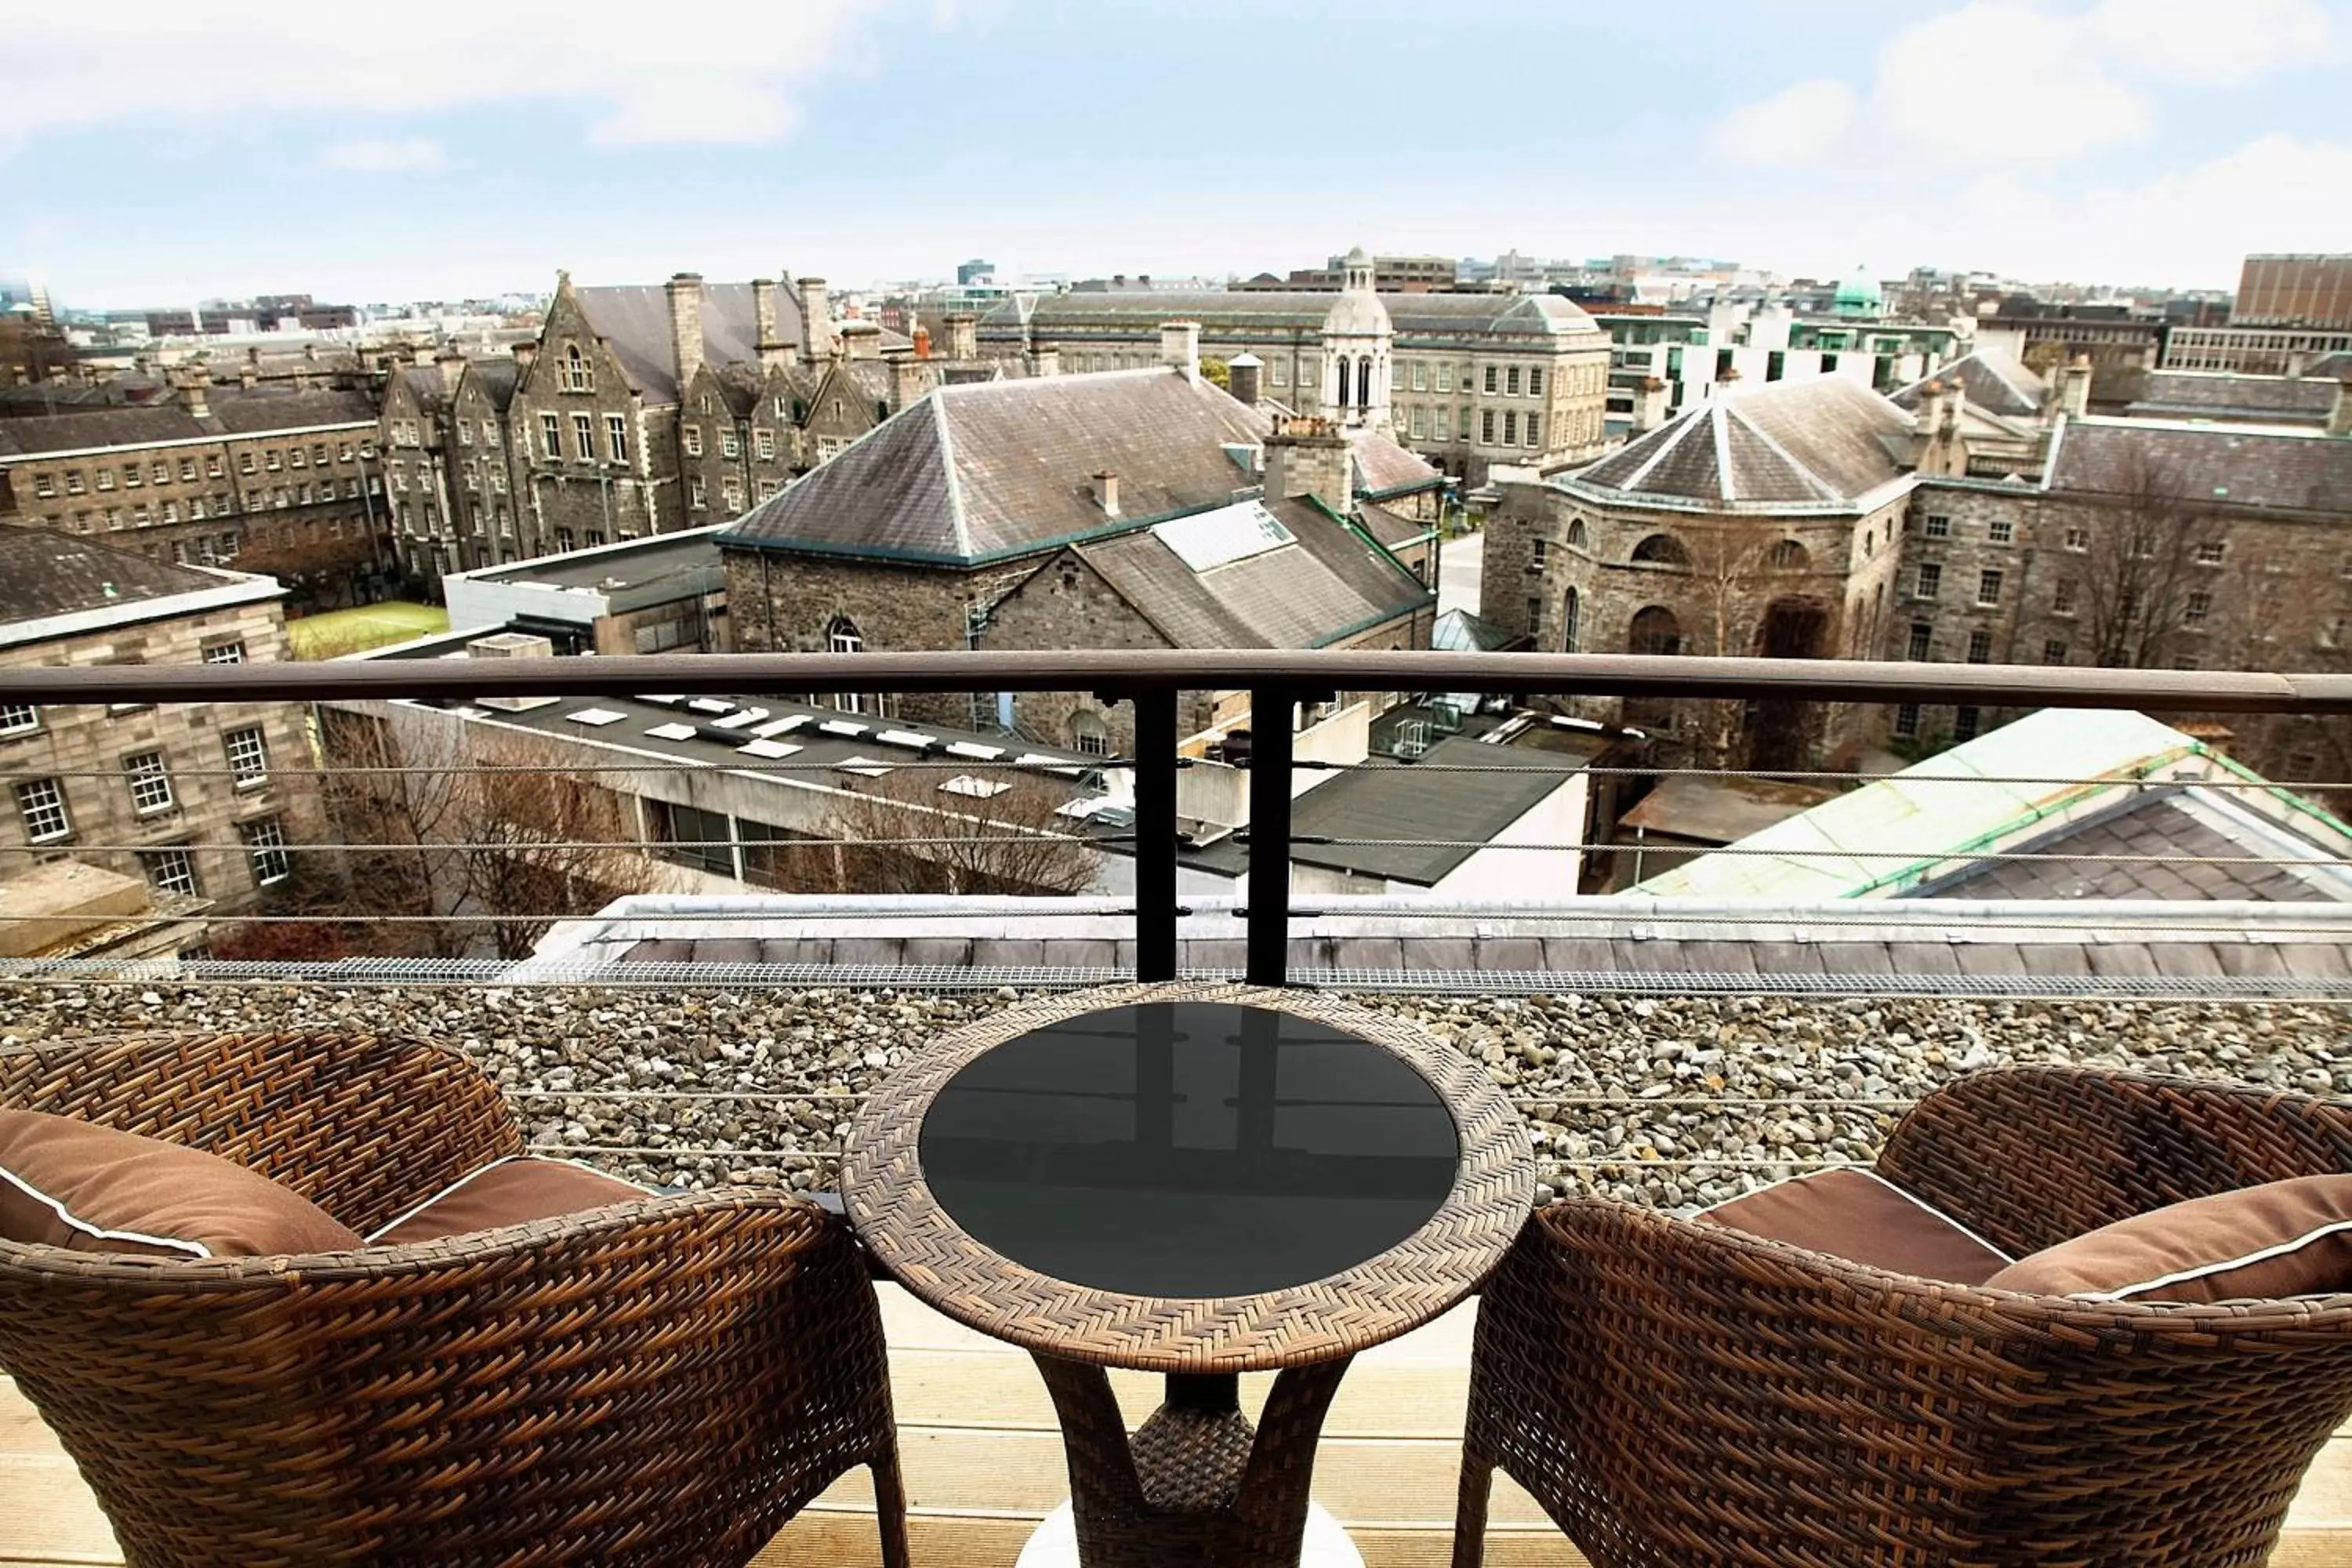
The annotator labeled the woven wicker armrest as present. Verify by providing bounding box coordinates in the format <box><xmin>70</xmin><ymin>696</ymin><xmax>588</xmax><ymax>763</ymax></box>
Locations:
<box><xmin>1875</xmin><ymin>1065</ymin><xmax>2352</xmax><ymax>1256</ymax></box>
<box><xmin>0</xmin><ymin>1189</ymin><xmax>902</xmax><ymax>1567</ymax></box>
<box><xmin>0</xmin><ymin>1029</ymin><xmax>524</xmax><ymax>1235</ymax></box>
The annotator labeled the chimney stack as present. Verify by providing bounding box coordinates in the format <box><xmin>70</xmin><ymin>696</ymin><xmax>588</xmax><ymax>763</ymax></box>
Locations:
<box><xmin>511</xmin><ymin>339</ymin><xmax>538</xmax><ymax>372</ymax></box>
<box><xmin>1160</xmin><ymin>320</ymin><xmax>1201</xmax><ymax>384</ymax></box>
<box><xmin>238</xmin><ymin>346</ymin><xmax>258</xmax><ymax>390</ymax></box>
<box><xmin>1092</xmin><ymin>470</ymin><xmax>1120</xmax><ymax>517</ymax></box>
<box><xmin>1228</xmin><ymin>352</ymin><xmax>1262</xmax><ymax>406</ymax></box>
<box><xmin>840</xmin><ymin>319</ymin><xmax>882</xmax><ymax>361</ymax></box>
<box><xmin>884</xmin><ymin>347</ymin><xmax>928</xmax><ymax>414</ymax></box>
<box><xmin>1261</xmin><ymin>416</ymin><xmax>1352</xmax><ymax>508</ymax></box>
<box><xmin>2059</xmin><ymin>354</ymin><xmax>2093</xmax><ymax>419</ymax></box>
<box><xmin>666</xmin><ymin>272</ymin><xmax>705</xmax><ymax>395</ymax></box>
<box><xmin>945</xmin><ymin>312</ymin><xmax>978</xmax><ymax>361</ymax></box>
<box><xmin>2329</xmin><ymin>377</ymin><xmax>2352</xmax><ymax>438</ymax></box>
<box><xmin>2287</xmin><ymin>348</ymin><xmax>2311</xmax><ymax>380</ymax></box>
<box><xmin>798</xmin><ymin>278</ymin><xmax>834</xmax><ymax>361</ymax></box>
<box><xmin>752</xmin><ymin>278</ymin><xmax>796</xmax><ymax>371</ymax></box>
<box><xmin>434</xmin><ymin>348</ymin><xmax>465</xmax><ymax>397</ymax></box>
<box><xmin>1028</xmin><ymin>343</ymin><xmax>1060</xmax><ymax>379</ymax></box>
<box><xmin>179</xmin><ymin>369</ymin><xmax>210</xmax><ymax>421</ymax></box>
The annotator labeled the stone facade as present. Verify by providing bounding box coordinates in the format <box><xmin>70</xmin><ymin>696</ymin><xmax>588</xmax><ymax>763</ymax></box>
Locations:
<box><xmin>0</xmin><ymin>562</ymin><xmax>322</xmax><ymax>919</ymax></box>
<box><xmin>0</xmin><ymin>383</ymin><xmax>390</xmax><ymax>611</ymax></box>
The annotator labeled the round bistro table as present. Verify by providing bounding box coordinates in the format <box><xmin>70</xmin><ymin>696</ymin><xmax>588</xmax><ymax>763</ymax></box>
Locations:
<box><xmin>843</xmin><ymin>982</ymin><xmax>1534</xmax><ymax>1568</ymax></box>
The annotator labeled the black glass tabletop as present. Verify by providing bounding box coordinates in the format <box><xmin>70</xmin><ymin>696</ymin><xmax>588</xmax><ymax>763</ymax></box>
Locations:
<box><xmin>916</xmin><ymin>1000</ymin><xmax>1463</xmax><ymax>1300</ymax></box>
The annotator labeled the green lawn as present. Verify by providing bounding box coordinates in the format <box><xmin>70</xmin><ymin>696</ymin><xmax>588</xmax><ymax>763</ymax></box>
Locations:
<box><xmin>287</xmin><ymin>601</ymin><xmax>450</xmax><ymax>660</ymax></box>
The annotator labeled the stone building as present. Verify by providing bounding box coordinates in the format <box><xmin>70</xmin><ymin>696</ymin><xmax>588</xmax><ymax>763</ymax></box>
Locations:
<box><xmin>1483</xmin><ymin>376</ymin><xmax>1941</xmax><ymax>768</ymax></box>
<box><xmin>0</xmin><ymin>528</ymin><xmax>321</xmax><ymax>917</ymax></box>
<box><xmin>1889</xmin><ymin>415</ymin><xmax>2352</xmax><ymax>782</ymax></box>
<box><xmin>2125</xmin><ymin>368</ymin><xmax>2350</xmax><ymax>429</ymax></box>
<box><xmin>0</xmin><ymin>379</ymin><xmax>390</xmax><ymax>611</ymax></box>
<box><xmin>719</xmin><ymin>336</ymin><xmax>1441</xmax><ymax>750</ymax></box>
<box><xmin>1490</xmin><ymin>365</ymin><xmax>2352</xmax><ymax>784</ymax></box>
<box><xmin>378</xmin><ymin>271</ymin><xmax>944</xmax><ymax>592</ymax></box>
<box><xmin>977</xmin><ymin>248</ymin><xmax>1612</xmax><ymax>482</ymax></box>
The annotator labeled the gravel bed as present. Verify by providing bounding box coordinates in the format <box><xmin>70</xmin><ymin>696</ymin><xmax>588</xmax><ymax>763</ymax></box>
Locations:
<box><xmin>3</xmin><ymin>985</ymin><xmax>2344</xmax><ymax>1210</ymax></box>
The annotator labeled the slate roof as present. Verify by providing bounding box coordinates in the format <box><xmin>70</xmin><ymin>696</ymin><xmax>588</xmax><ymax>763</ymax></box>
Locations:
<box><xmin>1356</xmin><ymin>500</ymin><xmax>1432</xmax><ymax>550</ymax></box>
<box><xmin>1890</xmin><ymin>347</ymin><xmax>2047</xmax><ymax>419</ymax></box>
<box><xmin>2049</xmin><ymin>417</ymin><xmax>2352</xmax><ymax>515</ymax></box>
<box><xmin>1067</xmin><ymin>495</ymin><xmax>1430</xmax><ymax>651</ymax></box>
<box><xmin>1351</xmin><ymin>427</ymin><xmax>1443</xmax><ymax>495</ymax></box>
<box><xmin>2126</xmin><ymin>370</ymin><xmax>2342</xmax><ymax>423</ymax></box>
<box><xmin>1430</xmin><ymin>608</ymin><xmax>1519</xmax><ymax>652</ymax></box>
<box><xmin>720</xmin><ymin>368</ymin><xmax>1272</xmax><ymax>565</ymax></box>
<box><xmin>465</xmin><ymin>358</ymin><xmax>521</xmax><ymax>413</ymax></box>
<box><xmin>1565</xmin><ymin>377</ymin><xmax>1918</xmax><ymax>510</ymax></box>
<box><xmin>570</xmin><ymin>282</ymin><xmax>877</xmax><ymax>406</ymax></box>
<box><xmin>0</xmin><ymin>387</ymin><xmax>376</xmax><ymax>457</ymax></box>
<box><xmin>0</xmin><ymin>526</ymin><xmax>253</xmax><ymax>622</ymax></box>
<box><xmin>1917</xmin><ymin>789</ymin><xmax>2344</xmax><ymax>902</ymax></box>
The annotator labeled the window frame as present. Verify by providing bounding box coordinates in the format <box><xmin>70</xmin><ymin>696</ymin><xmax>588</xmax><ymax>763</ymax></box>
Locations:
<box><xmin>239</xmin><ymin>816</ymin><xmax>291</xmax><ymax>885</ymax></box>
<box><xmin>122</xmin><ymin>751</ymin><xmax>176</xmax><ymax>816</ymax></box>
<box><xmin>14</xmin><ymin>778</ymin><xmax>71</xmax><ymax>843</ymax></box>
<box><xmin>223</xmin><ymin>725</ymin><xmax>270</xmax><ymax>789</ymax></box>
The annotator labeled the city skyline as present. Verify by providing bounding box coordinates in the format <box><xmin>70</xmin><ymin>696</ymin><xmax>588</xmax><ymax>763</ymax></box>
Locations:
<box><xmin>5</xmin><ymin>0</ymin><xmax>2350</xmax><ymax>307</ymax></box>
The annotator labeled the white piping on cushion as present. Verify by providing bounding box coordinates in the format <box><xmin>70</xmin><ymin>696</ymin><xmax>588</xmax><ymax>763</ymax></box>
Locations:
<box><xmin>2081</xmin><ymin>1218</ymin><xmax>2352</xmax><ymax>1302</ymax></box>
<box><xmin>360</xmin><ymin>1155</ymin><xmax>657</xmax><ymax>1244</ymax></box>
<box><xmin>1693</xmin><ymin>1166</ymin><xmax>2016</xmax><ymax>1264</ymax></box>
<box><xmin>0</xmin><ymin>1163</ymin><xmax>212</xmax><ymax>1259</ymax></box>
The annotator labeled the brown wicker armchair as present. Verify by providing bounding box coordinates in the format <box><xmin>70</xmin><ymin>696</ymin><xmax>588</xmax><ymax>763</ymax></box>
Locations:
<box><xmin>0</xmin><ymin>1029</ymin><xmax>908</xmax><ymax>1568</ymax></box>
<box><xmin>1454</xmin><ymin>1065</ymin><xmax>2352</xmax><ymax>1568</ymax></box>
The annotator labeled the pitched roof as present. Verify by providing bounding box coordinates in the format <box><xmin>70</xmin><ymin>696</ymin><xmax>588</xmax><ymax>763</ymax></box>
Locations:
<box><xmin>572</xmin><ymin>281</ymin><xmax>812</xmax><ymax>405</ymax></box>
<box><xmin>0</xmin><ymin>387</ymin><xmax>376</xmax><ymax>458</ymax></box>
<box><xmin>2127</xmin><ymin>369</ymin><xmax>2342</xmax><ymax>423</ymax></box>
<box><xmin>720</xmin><ymin>368</ymin><xmax>1274</xmax><ymax>565</ymax></box>
<box><xmin>1889</xmin><ymin>347</ymin><xmax>2048</xmax><ymax>419</ymax></box>
<box><xmin>1067</xmin><ymin>495</ymin><xmax>1430</xmax><ymax>650</ymax></box>
<box><xmin>0</xmin><ymin>526</ymin><xmax>256</xmax><ymax>623</ymax></box>
<box><xmin>1565</xmin><ymin>377</ymin><xmax>1918</xmax><ymax>511</ymax></box>
<box><xmin>1351</xmin><ymin>426</ymin><xmax>1443</xmax><ymax>495</ymax></box>
<box><xmin>1628</xmin><ymin>707</ymin><xmax>2352</xmax><ymax>902</ymax></box>
<box><xmin>463</xmin><ymin>358</ymin><xmax>521</xmax><ymax>413</ymax></box>
<box><xmin>2049</xmin><ymin>417</ymin><xmax>2352</xmax><ymax>515</ymax></box>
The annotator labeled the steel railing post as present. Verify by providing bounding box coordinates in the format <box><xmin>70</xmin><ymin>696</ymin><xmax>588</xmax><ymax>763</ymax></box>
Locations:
<box><xmin>1246</xmin><ymin>684</ymin><xmax>1296</xmax><ymax>987</ymax></box>
<box><xmin>1131</xmin><ymin>686</ymin><xmax>1179</xmax><ymax>982</ymax></box>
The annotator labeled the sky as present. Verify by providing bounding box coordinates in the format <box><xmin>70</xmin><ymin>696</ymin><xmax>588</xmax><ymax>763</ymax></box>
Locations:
<box><xmin>5</xmin><ymin>0</ymin><xmax>2350</xmax><ymax>310</ymax></box>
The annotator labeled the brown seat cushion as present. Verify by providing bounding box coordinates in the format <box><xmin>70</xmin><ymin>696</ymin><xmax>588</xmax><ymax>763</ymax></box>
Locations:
<box><xmin>1693</xmin><ymin>1167</ymin><xmax>2013</xmax><ymax>1285</ymax></box>
<box><xmin>1984</xmin><ymin>1174</ymin><xmax>2352</xmax><ymax>1302</ymax></box>
<box><xmin>367</xmin><ymin>1156</ymin><xmax>655</xmax><ymax>1247</ymax></box>
<box><xmin>0</xmin><ymin>1108</ymin><xmax>362</xmax><ymax>1259</ymax></box>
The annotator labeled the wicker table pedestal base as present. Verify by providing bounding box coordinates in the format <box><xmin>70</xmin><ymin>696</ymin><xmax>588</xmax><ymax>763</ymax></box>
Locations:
<box><xmin>1033</xmin><ymin>1356</ymin><xmax>1356</xmax><ymax>1568</ymax></box>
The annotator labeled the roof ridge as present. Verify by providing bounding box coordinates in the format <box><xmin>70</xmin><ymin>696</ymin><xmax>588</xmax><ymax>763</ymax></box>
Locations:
<box><xmin>1616</xmin><ymin>405</ymin><xmax>1708</xmax><ymax>492</ymax></box>
<box><xmin>927</xmin><ymin>395</ymin><xmax>971</xmax><ymax>563</ymax></box>
<box><xmin>1724</xmin><ymin>399</ymin><xmax>1844</xmax><ymax>506</ymax></box>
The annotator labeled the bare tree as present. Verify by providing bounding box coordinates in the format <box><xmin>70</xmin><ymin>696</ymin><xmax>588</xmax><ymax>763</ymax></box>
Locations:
<box><xmin>2067</xmin><ymin>450</ymin><xmax>2206</xmax><ymax>670</ymax></box>
<box><xmin>296</xmin><ymin>710</ymin><xmax>668</xmax><ymax>959</ymax></box>
<box><xmin>810</xmin><ymin>768</ymin><xmax>1102</xmax><ymax>895</ymax></box>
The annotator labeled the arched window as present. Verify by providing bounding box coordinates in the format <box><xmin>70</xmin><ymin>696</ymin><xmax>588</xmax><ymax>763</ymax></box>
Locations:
<box><xmin>1628</xmin><ymin>605</ymin><xmax>1683</xmax><ymax>656</ymax></box>
<box><xmin>1069</xmin><ymin>710</ymin><xmax>1110</xmax><ymax>757</ymax></box>
<box><xmin>1561</xmin><ymin>586</ymin><xmax>1581</xmax><ymax>654</ymax></box>
<box><xmin>1631</xmin><ymin>533</ymin><xmax>1691</xmax><ymax>567</ymax></box>
<box><xmin>1767</xmin><ymin>539</ymin><xmax>1810</xmax><ymax>572</ymax></box>
<box><xmin>561</xmin><ymin>343</ymin><xmax>591</xmax><ymax>394</ymax></box>
<box><xmin>1565</xmin><ymin>518</ymin><xmax>1588</xmax><ymax>550</ymax></box>
<box><xmin>1357</xmin><ymin>355</ymin><xmax>1373</xmax><ymax>413</ymax></box>
<box><xmin>827</xmin><ymin>615</ymin><xmax>864</xmax><ymax>714</ymax></box>
<box><xmin>1337</xmin><ymin>356</ymin><xmax>1352</xmax><ymax>409</ymax></box>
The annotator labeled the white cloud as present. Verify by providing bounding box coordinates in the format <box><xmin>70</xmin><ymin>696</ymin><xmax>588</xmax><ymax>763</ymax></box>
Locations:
<box><xmin>318</xmin><ymin>137</ymin><xmax>447</xmax><ymax>173</ymax></box>
<box><xmin>2</xmin><ymin>0</ymin><xmax>908</xmax><ymax>152</ymax></box>
<box><xmin>1708</xmin><ymin>79</ymin><xmax>1857</xmax><ymax>165</ymax></box>
<box><xmin>1711</xmin><ymin>0</ymin><xmax>2334</xmax><ymax>175</ymax></box>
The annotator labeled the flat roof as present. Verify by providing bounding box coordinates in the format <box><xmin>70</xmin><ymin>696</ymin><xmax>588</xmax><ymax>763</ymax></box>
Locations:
<box><xmin>470</xmin><ymin>530</ymin><xmax>724</xmax><ymax>595</ymax></box>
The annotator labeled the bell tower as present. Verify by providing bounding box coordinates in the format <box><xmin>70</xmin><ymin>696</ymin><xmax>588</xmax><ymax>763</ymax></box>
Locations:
<box><xmin>1319</xmin><ymin>245</ymin><xmax>1394</xmax><ymax>436</ymax></box>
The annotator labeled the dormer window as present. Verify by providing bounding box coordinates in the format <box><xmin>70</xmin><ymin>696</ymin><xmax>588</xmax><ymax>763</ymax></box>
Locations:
<box><xmin>561</xmin><ymin>343</ymin><xmax>592</xmax><ymax>394</ymax></box>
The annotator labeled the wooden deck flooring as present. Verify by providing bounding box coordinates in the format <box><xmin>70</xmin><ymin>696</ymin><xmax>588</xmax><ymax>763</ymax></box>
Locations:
<box><xmin>6</xmin><ymin>1285</ymin><xmax>2350</xmax><ymax>1566</ymax></box>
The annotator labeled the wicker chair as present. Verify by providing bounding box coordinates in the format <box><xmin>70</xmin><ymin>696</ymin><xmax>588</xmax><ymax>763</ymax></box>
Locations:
<box><xmin>0</xmin><ymin>1030</ymin><xmax>909</xmax><ymax>1568</ymax></box>
<box><xmin>1454</xmin><ymin>1065</ymin><xmax>2352</xmax><ymax>1568</ymax></box>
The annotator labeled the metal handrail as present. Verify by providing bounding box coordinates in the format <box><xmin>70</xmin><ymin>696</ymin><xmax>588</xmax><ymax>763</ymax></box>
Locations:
<box><xmin>6</xmin><ymin>648</ymin><xmax>2347</xmax><ymax>989</ymax></box>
